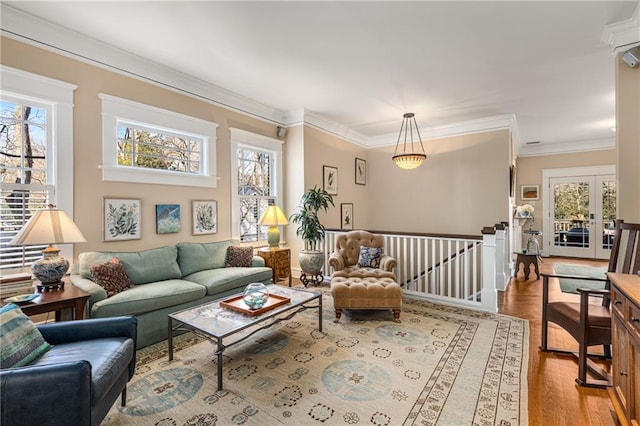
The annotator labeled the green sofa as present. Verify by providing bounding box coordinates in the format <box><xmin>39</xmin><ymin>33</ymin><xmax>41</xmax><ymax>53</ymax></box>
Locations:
<box><xmin>69</xmin><ymin>240</ymin><xmax>272</xmax><ymax>348</ymax></box>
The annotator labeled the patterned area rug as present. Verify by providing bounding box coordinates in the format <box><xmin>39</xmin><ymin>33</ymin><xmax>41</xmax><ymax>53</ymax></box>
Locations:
<box><xmin>104</xmin><ymin>291</ymin><xmax>529</xmax><ymax>426</ymax></box>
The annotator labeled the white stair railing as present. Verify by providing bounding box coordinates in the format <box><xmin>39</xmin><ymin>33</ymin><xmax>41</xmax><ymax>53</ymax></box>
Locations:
<box><xmin>323</xmin><ymin>226</ymin><xmax>507</xmax><ymax>313</ymax></box>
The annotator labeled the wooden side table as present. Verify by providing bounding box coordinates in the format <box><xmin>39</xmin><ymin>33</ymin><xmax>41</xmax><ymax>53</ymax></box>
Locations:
<box><xmin>513</xmin><ymin>250</ymin><xmax>540</xmax><ymax>280</ymax></box>
<box><xmin>2</xmin><ymin>283</ymin><xmax>90</xmax><ymax>321</ymax></box>
<box><xmin>258</xmin><ymin>247</ymin><xmax>292</xmax><ymax>286</ymax></box>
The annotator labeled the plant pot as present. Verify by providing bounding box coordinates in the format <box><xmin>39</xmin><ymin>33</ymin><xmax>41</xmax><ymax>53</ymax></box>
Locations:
<box><xmin>298</xmin><ymin>250</ymin><xmax>324</xmax><ymax>275</ymax></box>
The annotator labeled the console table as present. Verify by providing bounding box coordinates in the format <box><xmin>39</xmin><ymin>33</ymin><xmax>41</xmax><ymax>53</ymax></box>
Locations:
<box><xmin>513</xmin><ymin>250</ymin><xmax>540</xmax><ymax>280</ymax></box>
<box><xmin>608</xmin><ymin>272</ymin><xmax>640</xmax><ymax>425</ymax></box>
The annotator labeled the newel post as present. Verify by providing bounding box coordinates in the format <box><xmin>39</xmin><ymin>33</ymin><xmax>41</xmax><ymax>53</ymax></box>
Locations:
<box><xmin>494</xmin><ymin>223</ymin><xmax>509</xmax><ymax>291</ymax></box>
<box><xmin>481</xmin><ymin>226</ymin><xmax>499</xmax><ymax>313</ymax></box>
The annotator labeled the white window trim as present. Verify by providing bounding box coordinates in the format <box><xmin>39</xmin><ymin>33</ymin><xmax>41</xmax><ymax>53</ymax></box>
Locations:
<box><xmin>230</xmin><ymin>128</ymin><xmax>284</xmax><ymax>242</ymax></box>
<box><xmin>99</xmin><ymin>93</ymin><xmax>218</xmax><ymax>187</ymax></box>
<box><xmin>0</xmin><ymin>65</ymin><xmax>77</xmax><ymax>263</ymax></box>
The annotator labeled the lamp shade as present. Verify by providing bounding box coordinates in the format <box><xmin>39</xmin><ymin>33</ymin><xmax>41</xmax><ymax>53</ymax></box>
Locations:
<box><xmin>9</xmin><ymin>207</ymin><xmax>87</xmax><ymax>246</ymax></box>
<box><xmin>258</xmin><ymin>205</ymin><xmax>289</xmax><ymax>226</ymax></box>
<box><xmin>258</xmin><ymin>205</ymin><xmax>288</xmax><ymax>248</ymax></box>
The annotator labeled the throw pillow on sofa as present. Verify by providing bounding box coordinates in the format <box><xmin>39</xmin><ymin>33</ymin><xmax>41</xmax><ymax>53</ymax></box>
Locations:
<box><xmin>91</xmin><ymin>257</ymin><xmax>134</xmax><ymax>297</ymax></box>
<box><xmin>0</xmin><ymin>303</ymin><xmax>52</xmax><ymax>368</ymax></box>
<box><xmin>357</xmin><ymin>246</ymin><xmax>383</xmax><ymax>268</ymax></box>
<box><xmin>225</xmin><ymin>246</ymin><xmax>253</xmax><ymax>267</ymax></box>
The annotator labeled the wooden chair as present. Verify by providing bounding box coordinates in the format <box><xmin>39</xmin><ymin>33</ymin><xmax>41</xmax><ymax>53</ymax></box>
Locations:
<box><xmin>540</xmin><ymin>220</ymin><xmax>640</xmax><ymax>388</ymax></box>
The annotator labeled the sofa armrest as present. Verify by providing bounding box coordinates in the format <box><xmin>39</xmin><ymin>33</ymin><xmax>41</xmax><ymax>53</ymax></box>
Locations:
<box><xmin>1</xmin><ymin>361</ymin><xmax>92</xmax><ymax>426</ymax></box>
<box><xmin>38</xmin><ymin>316</ymin><xmax>137</xmax><ymax>346</ymax></box>
<box><xmin>69</xmin><ymin>274</ymin><xmax>108</xmax><ymax>309</ymax></box>
<box><xmin>380</xmin><ymin>255</ymin><xmax>396</xmax><ymax>272</ymax></box>
<box><xmin>252</xmin><ymin>255</ymin><xmax>266</xmax><ymax>267</ymax></box>
<box><xmin>328</xmin><ymin>252</ymin><xmax>346</xmax><ymax>272</ymax></box>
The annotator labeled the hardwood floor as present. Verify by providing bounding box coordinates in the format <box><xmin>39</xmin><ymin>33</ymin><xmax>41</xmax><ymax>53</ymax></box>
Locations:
<box><xmin>499</xmin><ymin>256</ymin><xmax>618</xmax><ymax>426</ymax></box>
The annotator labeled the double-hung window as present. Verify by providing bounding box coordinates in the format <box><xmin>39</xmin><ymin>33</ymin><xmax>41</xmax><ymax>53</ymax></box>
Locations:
<box><xmin>0</xmin><ymin>66</ymin><xmax>76</xmax><ymax>273</ymax></box>
<box><xmin>100</xmin><ymin>94</ymin><xmax>217</xmax><ymax>188</ymax></box>
<box><xmin>230</xmin><ymin>128</ymin><xmax>283</xmax><ymax>243</ymax></box>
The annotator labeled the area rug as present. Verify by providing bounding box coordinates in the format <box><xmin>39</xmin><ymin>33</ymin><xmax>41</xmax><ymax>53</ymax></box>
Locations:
<box><xmin>553</xmin><ymin>263</ymin><xmax>608</xmax><ymax>295</ymax></box>
<box><xmin>103</xmin><ymin>292</ymin><xmax>529</xmax><ymax>426</ymax></box>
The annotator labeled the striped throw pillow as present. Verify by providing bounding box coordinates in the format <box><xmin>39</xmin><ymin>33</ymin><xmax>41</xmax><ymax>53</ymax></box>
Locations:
<box><xmin>0</xmin><ymin>303</ymin><xmax>52</xmax><ymax>368</ymax></box>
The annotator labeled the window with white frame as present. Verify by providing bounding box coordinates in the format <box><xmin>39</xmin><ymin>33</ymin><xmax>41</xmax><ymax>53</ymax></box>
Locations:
<box><xmin>230</xmin><ymin>128</ymin><xmax>283</xmax><ymax>243</ymax></box>
<box><xmin>0</xmin><ymin>66</ymin><xmax>76</xmax><ymax>273</ymax></box>
<box><xmin>100</xmin><ymin>94</ymin><xmax>217</xmax><ymax>188</ymax></box>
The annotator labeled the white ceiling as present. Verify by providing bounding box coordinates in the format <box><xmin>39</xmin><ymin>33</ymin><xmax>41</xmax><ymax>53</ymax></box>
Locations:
<box><xmin>2</xmin><ymin>1</ymin><xmax>639</xmax><ymax>155</ymax></box>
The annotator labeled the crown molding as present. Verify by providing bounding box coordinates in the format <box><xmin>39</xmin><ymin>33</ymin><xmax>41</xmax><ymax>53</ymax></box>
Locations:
<box><xmin>0</xmin><ymin>4</ymin><xmax>287</xmax><ymax>125</ymax></box>
<box><xmin>518</xmin><ymin>137</ymin><xmax>615</xmax><ymax>157</ymax></box>
<box><xmin>366</xmin><ymin>113</ymin><xmax>519</xmax><ymax>148</ymax></box>
<box><xmin>601</xmin><ymin>3</ymin><xmax>640</xmax><ymax>52</ymax></box>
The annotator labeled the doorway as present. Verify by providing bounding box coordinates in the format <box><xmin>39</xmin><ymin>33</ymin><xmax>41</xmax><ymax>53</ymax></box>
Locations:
<box><xmin>542</xmin><ymin>166</ymin><xmax>616</xmax><ymax>260</ymax></box>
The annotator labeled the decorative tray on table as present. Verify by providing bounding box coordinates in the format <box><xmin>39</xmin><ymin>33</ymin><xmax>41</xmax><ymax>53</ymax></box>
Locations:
<box><xmin>220</xmin><ymin>294</ymin><xmax>291</xmax><ymax>316</ymax></box>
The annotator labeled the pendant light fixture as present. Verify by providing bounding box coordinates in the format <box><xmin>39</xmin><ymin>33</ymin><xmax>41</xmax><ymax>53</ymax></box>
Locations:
<box><xmin>392</xmin><ymin>112</ymin><xmax>427</xmax><ymax>170</ymax></box>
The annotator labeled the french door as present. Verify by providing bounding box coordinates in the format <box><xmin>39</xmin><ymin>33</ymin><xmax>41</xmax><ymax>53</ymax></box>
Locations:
<box><xmin>547</xmin><ymin>174</ymin><xmax>616</xmax><ymax>259</ymax></box>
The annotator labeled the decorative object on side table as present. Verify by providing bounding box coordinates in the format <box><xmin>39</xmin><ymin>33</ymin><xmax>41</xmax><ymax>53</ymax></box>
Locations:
<box><xmin>258</xmin><ymin>205</ymin><xmax>289</xmax><ymax>248</ymax></box>
<box><xmin>9</xmin><ymin>205</ymin><xmax>86</xmax><ymax>292</ymax></box>
<box><xmin>515</xmin><ymin>203</ymin><xmax>534</xmax><ymax>218</ymax></box>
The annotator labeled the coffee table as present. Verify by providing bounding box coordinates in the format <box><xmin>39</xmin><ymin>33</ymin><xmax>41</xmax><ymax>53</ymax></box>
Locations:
<box><xmin>168</xmin><ymin>285</ymin><xmax>322</xmax><ymax>391</ymax></box>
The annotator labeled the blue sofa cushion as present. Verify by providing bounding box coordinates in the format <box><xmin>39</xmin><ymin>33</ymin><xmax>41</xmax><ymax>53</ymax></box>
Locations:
<box><xmin>30</xmin><ymin>337</ymin><xmax>135</xmax><ymax>406</ymax></box>
<box><xmin>184</xmin><ymin>267</ymin><xmax>272</xmax><ymax>295</ymax></box>
<box><xmin>78</xmin><ymin>246</ymin><xmax>182</xmax><ymax>285</ymax></box>
<box><xmin>0</xmin><ymin>304</ymin><xmax>52</xmax><ymax>368</ymax></box>
<box><xmin>91</xmin><ymin>279</ymin><xmax>206</xmax><ymax>317</ymax></box>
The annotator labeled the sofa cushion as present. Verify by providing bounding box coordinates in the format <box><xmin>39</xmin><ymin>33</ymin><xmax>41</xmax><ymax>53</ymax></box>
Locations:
<box><xmin>184</xmin><ymin>267</ymin><xmax>273</xmax><ymax>296</ymax></box>
<box><xmin>177</xmin><ymin>240</ymin><xmax>236</xmax><ymax>276</ymax></box>
<box><xmin>79</xmin><ymin>246</ymin><xmax>182</xmax><ymax>285</ymax></box>
<box><xmin>30</xmin><ymin>337</ymin><xmax>135</xmax><ymax>406</ymax></box>
<box><xmin>225</xmin><ymin>246</ymin><xmax>253</xmax><ymax>267</ymax></box>
<box><xmin>0</xmin><ymin>304</ymin><xmax>52</xmax><ymax>368</ymax></box>
<box><xmin>90</xmin><ymin>258</ymin><xmax>134</xmax><ymax>297</ymax></box>
<box><xmin>90</xmin><ymin>279</ymin><xmax>206</xmax><ymax>318</ymax></box>
<box><xmin>357</xmin><ymin>246</ymin><xmax>383</xmax><ymax>268</ymax></box>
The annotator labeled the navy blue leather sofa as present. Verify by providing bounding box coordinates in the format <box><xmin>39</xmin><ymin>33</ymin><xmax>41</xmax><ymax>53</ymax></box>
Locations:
<box><xmin>0</xmin><ymin>316</ymin><xmax>137</xmax><ymax>426</ymax></box>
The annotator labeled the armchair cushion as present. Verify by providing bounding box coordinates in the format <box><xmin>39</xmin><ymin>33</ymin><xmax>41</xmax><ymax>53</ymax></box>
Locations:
<box><xmin>0</xmin><ymin>304</ymin><xmax>51</xmax><ymax>368</ymax></box>
<box><xmin>357</xmin><ymin>246</ymin><xmax>383</xmax><ymax>268</ymax></box>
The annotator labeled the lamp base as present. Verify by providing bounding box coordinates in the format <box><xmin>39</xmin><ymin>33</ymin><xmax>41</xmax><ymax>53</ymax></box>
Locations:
<box><xmin>267</xmin><ymin>226</ymin><xmax>281</xmax><ymax>248</ymax></box>
<box><xmin>32</xmin><ymin>245</ymin><xmax>69</xmax><ymax>287</ymax></box>
<box><xmin>37</xmin><ymin>281</ymin><xmax>65</xmax><ymax>292</ymax></box>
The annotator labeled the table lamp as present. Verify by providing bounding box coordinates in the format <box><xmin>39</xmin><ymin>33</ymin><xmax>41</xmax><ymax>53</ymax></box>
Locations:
<box><xmin>9</xmin><ymin>204</ymin><xmax>87</xmax><ymax>291</ymax></box>
<box><xmin>258</xmin><ymin>205</ymin><xmax>288</xmax><ymax>248</ymax></box>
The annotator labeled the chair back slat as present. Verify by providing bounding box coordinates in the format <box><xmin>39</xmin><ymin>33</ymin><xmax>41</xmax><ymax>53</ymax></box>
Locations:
<box><xmin>611</xmin><ymin>221</ymin><xmax>640</xmax><ymax>274</ymax></box>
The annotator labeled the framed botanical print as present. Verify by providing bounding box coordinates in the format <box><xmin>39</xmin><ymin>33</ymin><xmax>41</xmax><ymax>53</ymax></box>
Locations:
<box><xmin>156</xmin><ymin>204</ymin><xmax>180</xmax><ymax>234</ymax></box>
<box><xmin>323</xmin><ymin>165</ymin><xmax>338</xmax><ymax>195</ymax></box>
<box><xmin>104</xmin><ymin>198</ymin><xmax>141</xmax><ymax>241</ymax></box>
<box><xmin>355</xmin><ymin>158</ymin><xmax>366</xmax><ymax>185</ymax></box>
<box><xmin>341</xmin><ymin>203</ymin><xmax>353</xmax><ymax>230</ymax></box>
<box><xmin>192</xmin><ymin>200</ymin><xmax>217</xmax><ymax>235</ymax></box>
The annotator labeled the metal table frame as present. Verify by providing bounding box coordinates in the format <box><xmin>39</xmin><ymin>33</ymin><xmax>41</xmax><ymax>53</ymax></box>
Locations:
<box><xmin>168</xmin><ymin>286</ymin><xmax>322</xmax><ymax>391</ymax></box>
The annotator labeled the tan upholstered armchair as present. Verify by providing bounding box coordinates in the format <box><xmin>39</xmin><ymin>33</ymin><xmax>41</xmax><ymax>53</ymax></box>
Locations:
<box><xmin>328</xmin><ymin>230</ymin><xmax>397</xmax><ymax>279</ymax></box>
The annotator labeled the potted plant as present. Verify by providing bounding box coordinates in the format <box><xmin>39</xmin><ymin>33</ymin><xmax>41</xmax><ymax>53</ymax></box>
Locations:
<box><xmin>289</xmin><ymin>186</ymin><xmax>335</xmax><ymax>280</ymax></box>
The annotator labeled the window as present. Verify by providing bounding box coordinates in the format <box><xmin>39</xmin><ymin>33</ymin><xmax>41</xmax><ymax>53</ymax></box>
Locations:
<box><xmin>230</xmin><ymin>128</ymin><xmax>283</xmax><ymax>243</ymax></box>
<box><xmin>0</xmin><ymin>66</ymin><xmax>76</xmax><ymax>272</ymax></box>
<box><xmin>100</xmin><ymin>94</ymin><xmax>217</xmax><ymax>187</ymax></box>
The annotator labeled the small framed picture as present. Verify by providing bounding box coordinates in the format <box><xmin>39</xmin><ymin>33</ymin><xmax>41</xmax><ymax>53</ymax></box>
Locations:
<box><xmin>521</xmin><ymin>185</ymin><xmax>539</xmax><ymax>201</ymax></box>
<box><xmin>323</xmin><ymin>165</ymin><xmax>338</xmax><ymax>195</ymax></box>
<box><xmin>341</xmin><ymin>203</ymin><xmax>353</xmax><ymax>230</ymax></box>
<box><xmin>355</xmin><ymin>158</ymin><xmax>366</xmax><ymax>185</ymax></box>
<box><xmin>192</xmin><ymin>200</ymin><xmax>217</xmax><ymax>235</ymax></box>
<box><xmin>156</xmin><ymin>204</ymin><xmax>180</xmax><ymax>234</ymax></box>
<box><xmin>104</xmin><ymin>198</ymin><xmax>141</xmax><ymax>241</ymax></box>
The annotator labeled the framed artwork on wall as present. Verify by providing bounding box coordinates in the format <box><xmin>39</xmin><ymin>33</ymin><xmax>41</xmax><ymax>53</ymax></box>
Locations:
<box><xmin>341</xmin><ymin>203</ymin><xmax>353</xmax><ymax>230</ymax></box>
<box><xmin>192</xmin><ymin>200</ymin><xmax>217</xmax><ymax>235</ymax></box>
<box><xmin>156</xmin><ymin>204</ymin><xmax>181</xmax><ymax>234</ymax></box>
<box><xmin>104</xmin><ymin>198</ymin><xmax>141</xmax><ymax>241</ymax></box>
<box><xmin>323</xmin><ymin>165</ymin><xmax>338</xmax><ymax>195</ymax></box>
<box><xmin>355</xmin><ymin>158</ymin><xmax>366</xmax><ymax>185</ymax></box>
<box><xmin>521</xmin><ymin>185</ymin><xmax>539</xmax><ymax>200</ymax></box>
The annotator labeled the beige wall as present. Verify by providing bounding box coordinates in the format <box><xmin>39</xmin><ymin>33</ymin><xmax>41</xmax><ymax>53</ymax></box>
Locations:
<box><xmin>1</xmin><ymin>37</ymin><xmax>281</xmax><ymax>257</ymax></box>
<box><xmin>616</xmin><ymin>52</ymin><xmax>640</xmax><ymax>222</ymax></box>
<box><xmin>367</xmin><ymin>129</ymin><xmax>511</xmax><ymax>235</ymax></box>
